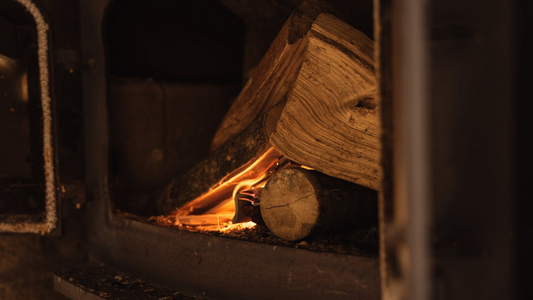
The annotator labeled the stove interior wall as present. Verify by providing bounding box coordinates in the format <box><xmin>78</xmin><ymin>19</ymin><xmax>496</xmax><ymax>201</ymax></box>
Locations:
<box><xmin>104</xmin><ymin>0</ymin><xmax>245</xmax><ymax>215</ymax></box>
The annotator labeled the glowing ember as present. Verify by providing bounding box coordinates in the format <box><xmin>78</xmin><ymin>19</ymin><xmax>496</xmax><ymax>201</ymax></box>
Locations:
<box><xmin>219</xmin><ymin>221</ymin><xmax>257</xmax><ymax>232</ymax></box>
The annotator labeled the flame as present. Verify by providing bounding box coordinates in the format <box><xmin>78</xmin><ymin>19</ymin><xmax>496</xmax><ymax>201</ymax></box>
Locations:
<box><xmin>165</xmin><ymin>147</ymin><xmax>310</xmax><ymax>232</ymax></box>
<box><xmin>171</xmin><ymin>147</ymin><xmax>283</xmax><ymax>231</ymax></box>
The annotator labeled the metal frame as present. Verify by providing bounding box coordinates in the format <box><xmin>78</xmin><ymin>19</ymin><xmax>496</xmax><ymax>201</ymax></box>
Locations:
<box><xmin>377</xmin><ymin>0</ymin><xmax>516</xmax><ymax>299</ymax></box>
<box><xmin>375</xmin><ymin>0</ymin><xmax>431</xmax><ymax>299</ymax></box>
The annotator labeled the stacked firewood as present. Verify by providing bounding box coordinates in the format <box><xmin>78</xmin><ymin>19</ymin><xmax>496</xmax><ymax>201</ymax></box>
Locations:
<box><xmin>156</xmin><ymin>0</ymin><xmax>379</xmax><ymax>241</ymax></box>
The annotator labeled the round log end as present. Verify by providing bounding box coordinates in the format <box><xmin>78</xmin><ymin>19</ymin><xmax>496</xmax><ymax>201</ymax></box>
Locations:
<box><xmin>260</xmin><ymin>168</ymin><xmax>378</xmax><ymax>241</ymax></box>
<box><xmin>260</xmin><ymin>168</ymin><xmax>323</xmax><ymax>241</ymax></box>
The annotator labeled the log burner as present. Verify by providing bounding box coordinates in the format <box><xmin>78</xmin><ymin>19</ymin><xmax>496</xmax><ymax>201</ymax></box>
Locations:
<box><xmin>71</xmin><ymin>0</ymin><xmax>382</xmax><ymax>299</ymax></box>
<box><xmin>0</xmin><ymin>0</ymin><xmax>521</xmax><ymax>299</ymax></box>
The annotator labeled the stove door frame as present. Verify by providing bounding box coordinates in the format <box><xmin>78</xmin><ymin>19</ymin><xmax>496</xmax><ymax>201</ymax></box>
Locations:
<box><xmin>0</xmin><ymin>0</ymin><xmax>60</xmax><ymax>235</ymax></box>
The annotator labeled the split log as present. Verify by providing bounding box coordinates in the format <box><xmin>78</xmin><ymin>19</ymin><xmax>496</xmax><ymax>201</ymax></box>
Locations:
<box><xmin>260</xmin><ymin>168</ymin><xmax>377</xmax><ymax>241</ymax></box>
<box><xmin>155</xmin><ymin>1</ymin><xmax>380</xmax><ymax>216</ymax></box>
<box><xmin>212</xmin><ymin>1</ymin><xmax>380</xmax><ymax>190</ymax></box>
<box><xmin>270</xmin><ymin>13</ymin><xmax>380</xmax><ymax>190</ymax></box>
<box><xmin>210</xmin><ymin>0</ymin><xmax>334</xmax><ymax>152</ymax></box>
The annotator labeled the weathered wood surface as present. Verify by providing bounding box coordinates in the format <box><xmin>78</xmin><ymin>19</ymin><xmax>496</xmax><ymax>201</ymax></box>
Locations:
<box><xmin>260</xmin><ymin>168</ymin><xmax>377</xmax><ymax>241</ymax></box>
<box><xmin>213</xmin><ymin>5</ymin><xmax>380</xmax><ymax>190</ymax></box>
<box><xmin>210</xmin><ymin>0</ymin><xmax>334</xmax><ymax>151</ymax></box>
<box><xmin>270</xmin><ymin>13</ymin><xmax>380</xmax><ymax>190</ymax></box>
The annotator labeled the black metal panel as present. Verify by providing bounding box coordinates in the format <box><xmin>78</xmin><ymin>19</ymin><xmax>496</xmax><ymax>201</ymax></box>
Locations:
<box><xmin>427</xmin><ymin>0</ymin><xmax>515</xmax><ymax>299</ymax></box>
<box><xmin>378</xmin><ymin>0</ymin><xmax>516</xmax><ymax>299</ymax></box>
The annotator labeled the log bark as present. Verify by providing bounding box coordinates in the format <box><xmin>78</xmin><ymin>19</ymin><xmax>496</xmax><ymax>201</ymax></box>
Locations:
<box><xmin>260</xmin><ymin>168</ymin><xmax>377</xmax><ymax>241</ymax></box>
<box><xmin>154</xmin><ymin>110</ymin><xmax>277</xmax><ymax>215</ymax></box>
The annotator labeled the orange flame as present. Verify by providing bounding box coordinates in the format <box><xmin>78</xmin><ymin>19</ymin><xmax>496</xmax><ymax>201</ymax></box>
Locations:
<box><xmin>172</xmin><ymin>147</ymin><xmax>283</xmax><ymax>231</ymax></box>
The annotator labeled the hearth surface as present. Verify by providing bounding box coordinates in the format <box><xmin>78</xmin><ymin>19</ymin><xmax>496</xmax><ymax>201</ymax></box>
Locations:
<box><xmin>118</xmin><ymin>211</ymin><xmax>379</xmax><ymax>257</ymax></box>
<box><xmin>217</xmin><ymin>225</ymin><xmax>379</xmax><ymax>256</ymax></box>
<box><xmin>87</xmin><ymin>211</ymin><xmax>380</xmax><ymax>300</ymax></box>
<box><xmin>55</xmin><ymin>265</ymin><xmax>205</xmax><ymax>300</ymax></box>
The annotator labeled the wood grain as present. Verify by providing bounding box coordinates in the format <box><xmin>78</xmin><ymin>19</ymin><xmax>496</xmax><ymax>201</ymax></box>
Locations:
<box><xmin>270</xmin><ymin>13</ymin><xmax>381</xmax><ymax>190</ymax></box>
<box><xmin>210</xmin><ymin>0</ymin><xmax>333</xmax><ymax>151</ymax></box>
<box><xmin>260</xmin><ymin>168</ymin><xmax>377</xmax><ymax>241</ymax></box>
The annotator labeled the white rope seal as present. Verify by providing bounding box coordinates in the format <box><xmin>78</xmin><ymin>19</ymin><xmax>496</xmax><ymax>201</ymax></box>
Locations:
<box><xmin>0</xmin><ymin>0</ymin><xmax>57</xmax><ymax>234</ymax></box>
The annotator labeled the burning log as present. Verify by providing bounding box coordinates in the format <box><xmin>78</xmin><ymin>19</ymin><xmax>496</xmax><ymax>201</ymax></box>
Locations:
<box><xmin>154</xmin><ymin>117</ymin><xmax>283</xmax><ymax>217</ymax></box>
<box><xmin>260</xmin><ymin>168</ymin><xmax>377</xmax><ymax>241</ymax></box>
<box><xmin>155</xmin><ymin>0</ymin><xmax>379</xmax><ymax>227</ymax></box>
